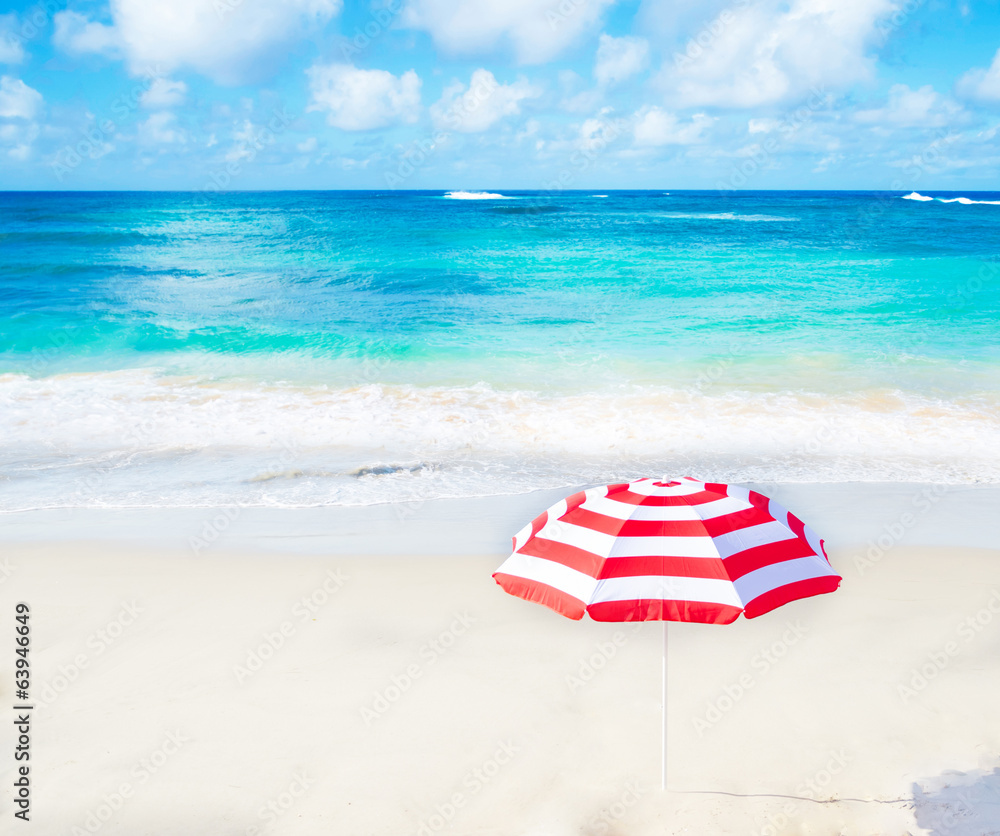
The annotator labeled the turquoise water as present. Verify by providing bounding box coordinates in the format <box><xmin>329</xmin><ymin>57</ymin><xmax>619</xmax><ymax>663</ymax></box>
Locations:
<box><xmin>2</xmin><ymin>190</ymin><xmax>999</xmax><ymax>509</ymax></box>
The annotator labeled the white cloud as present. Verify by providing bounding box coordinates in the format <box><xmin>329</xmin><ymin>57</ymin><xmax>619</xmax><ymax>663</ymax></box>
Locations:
<box><xmin>561</xmin><ymin>87</ymin><xmax>602</xmax><ymax>114</ymax></box>
<box><xmin>657</xmin><ymin>0</ymin><xmax>895</xmax><ymax>108</ymax></box>
<box><xmin>0</xmin><ymin>74</ymin><xmax>41</xmax><ymax>120</ymax></box>
<box><xmin>53</xmin><ymin>10</ymin><xmax>120</xmax><ymax>57</ymax></box>
<box><xmin>140</xmin><ymin>78</ymin><xmax>188</xmax><ymax>109</ymax></box>
<box><xmin>577</xmin><ymin>108</ymin><xmax>628</xmax><ymax>146</ymax></box>
<box><xmin>307</xmin><ymin>63</ymin><xmax>421</xmax><ymax>131</ymax></box>
<box><xmin>747</xmin><ymin>118</ymin><xmax>779</xmax><ymax>135</ymax></box>
<box><xmin>813</xmin><ymin>152</ymin><xmax>844</xmax><ymax>172</ymax></box>
<box><xmin>430</xmin><ymin>68</ymin><xmax>540</xmax><ymax>133</ymax></box>
<box><xmin>0</xmin><ymin>121</ymin><xmax>38</xmax><ymax>160</ymax></box>
<box><xmin>957</xmin><ymin>48</ymin><xmax>1000</xmax><ymax>103</ymax></box>
<box><xmin>594</xmin><ymin>34</ymin><xmax>648</xmax><ymax>87</ymax></box>
<box><xmin>400</xmin><ymin>0</ymin><xmax>615</xmax><ymax>64</ymax></box>
<box><xmin>854</xmin><ymin>84</ymin><xmax>963</xmax><ymax>129</ymax></box>
<box><xmin>0</xmin><ymin>14</ymin><xmax>25</xmax><ymax>64</ymax></box>
<box><xmin>138</xmin><ymin>111</ymin><xmax>187</xmax><ymax>144</ymax></box>
<box><xmin>738</xmin><ymin>107</ymin><xmax>839</xmax><ymax>155</ymax></box>
<box><xmin>226</xmin><ymin>119</ymin><xmax>266</xmax><ymax>162</ymax></box>
<box><xmin>0</xmin><ymin>75</ymin><xmax>42</xmax><ymax>160</ymax></box>
<box><xmin>53</xmin><ymin>0</ymin><xmax>341</xmax><ymax>84</ymax></box>
<box><xmin>632</xmin><ymin>106</ymin><xmax>713</xmax><ymax>146</ymax></box>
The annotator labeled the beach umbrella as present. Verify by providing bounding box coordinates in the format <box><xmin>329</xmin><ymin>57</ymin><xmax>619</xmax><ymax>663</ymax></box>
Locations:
<box><xmin>492</xmin><ymin>476</ymin><xmax>840</xmax><ymax>789</ymax></box>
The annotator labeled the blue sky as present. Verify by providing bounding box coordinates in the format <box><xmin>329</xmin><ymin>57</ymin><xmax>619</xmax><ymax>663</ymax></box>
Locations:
<box><xmin>0</xmin><ymin>0</ymin><xmax>999</xmax><ymax>190</ymax></box>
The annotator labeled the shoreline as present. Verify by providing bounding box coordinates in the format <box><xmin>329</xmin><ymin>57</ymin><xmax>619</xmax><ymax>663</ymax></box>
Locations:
<box><xmin>3</xmin><ymin>481</ymin><xmax>999</xmax><ymax>555</ymax></box>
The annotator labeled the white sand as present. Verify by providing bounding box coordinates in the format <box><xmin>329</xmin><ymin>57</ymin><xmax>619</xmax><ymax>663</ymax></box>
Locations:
<box><xmin>2</xmin><ymin>486</ymin><xmax>1000</xmax><ymax>835</ymax></box>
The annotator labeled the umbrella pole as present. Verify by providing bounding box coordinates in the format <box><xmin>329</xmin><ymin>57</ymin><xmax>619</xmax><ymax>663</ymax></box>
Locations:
<box><xmin>661</xmin><ymin>619</ymin><xmax>667</xmax><ymax>792</ymax></box>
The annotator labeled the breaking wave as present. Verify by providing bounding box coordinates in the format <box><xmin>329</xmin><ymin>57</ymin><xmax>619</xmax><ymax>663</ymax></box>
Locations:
<box><xmin>902</xmin><ymin>192</ymin><xmax>1000</xmax><ymax>205</ymax></box>
<box><xmin>443</xmin><ymin>191</ymin><xmax>510</xmax><ymax>200</ymax></box>
<box><xmin>1</xmin><ymin>371</ymin><xmax>999</xmax><ymax>509</ymax></box>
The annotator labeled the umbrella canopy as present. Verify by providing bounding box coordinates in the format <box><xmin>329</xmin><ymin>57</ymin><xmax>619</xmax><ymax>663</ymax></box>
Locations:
<box><xmin>493</xmin><ymin>476</ymin><xmax>841</xmax><ymax>624</ymax></box>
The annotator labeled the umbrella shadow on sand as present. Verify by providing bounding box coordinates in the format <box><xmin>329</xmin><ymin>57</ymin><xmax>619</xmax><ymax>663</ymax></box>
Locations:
<box><xmin>912</xmin><ymin>767</ymin><xmax>1000</xmax><ymax>835</ymax></box>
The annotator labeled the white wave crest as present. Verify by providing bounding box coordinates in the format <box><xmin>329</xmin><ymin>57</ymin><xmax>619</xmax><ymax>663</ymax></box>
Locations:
<box><xmin>902</xmin><ymin>192</ymin><xmax>1000</xmax><ymax>205</ymax></box>
<box><xmin>660</xmin><ymin>212</ymin><xmax>797</xmax><ymax>222</ymax></box>
<box><xmin>443</xmin><ymin>191</ymin><xmax>509</xmax><ymax>200</ymax></box>
<box><xmin>938</xmin><ymin>197</ymin><xmax>1000</xmax><ymax>205</ymax></box>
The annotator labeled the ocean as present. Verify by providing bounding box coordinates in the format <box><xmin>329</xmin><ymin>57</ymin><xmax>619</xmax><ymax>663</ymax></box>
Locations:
<box><xmin>1</xmin><ymin>189</ymin><xmax>998</xmax><ymax>511</ymax></box>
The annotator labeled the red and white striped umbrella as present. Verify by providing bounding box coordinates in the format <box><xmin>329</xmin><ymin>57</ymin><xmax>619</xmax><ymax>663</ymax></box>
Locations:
<box><xmin>493</xmin><ymin>476</ymin><xmax>840</xmax><ymax>790</ymax></box>
<box><xmin>493</xmin><ymin>476</ymin><xmax>840</xmax><ymax>624</ymax></box>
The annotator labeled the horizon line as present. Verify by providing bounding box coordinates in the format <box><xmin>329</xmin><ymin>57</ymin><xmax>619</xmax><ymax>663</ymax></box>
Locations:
<box><xmin>0</xmin><ymin>188</ymin><xmax>996</xmax><ymax>194</ymax></box>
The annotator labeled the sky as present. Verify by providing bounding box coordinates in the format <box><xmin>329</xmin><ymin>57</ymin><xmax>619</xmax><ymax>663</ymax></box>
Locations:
<box><xmin>0</xmin><ymin>0</ymin><xmax>999</xmax><ymax>190</ymax></box>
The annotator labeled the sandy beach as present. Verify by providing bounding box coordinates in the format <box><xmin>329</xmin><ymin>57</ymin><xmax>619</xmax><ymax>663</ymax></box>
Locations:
<box><xmin>3</xmin><ymin>484</ymin><xmax>1000</xmax><ymax>835</ymax></box>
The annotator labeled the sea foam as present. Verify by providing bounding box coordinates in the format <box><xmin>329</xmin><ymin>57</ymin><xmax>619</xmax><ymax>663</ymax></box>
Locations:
<box><xmin>659</xmin><ymin>212</ymin><xmax>797</xmax><ymax>221</ymax></box>
<box><xmin>2</xmin><ymin>371</ymin><xmax>999</xmax><ymax>510</ymax></box>
<box><xmin>443</xmin><ymin>191</ymin><xmax>509</xmax><ymax>200</ymax></box>
<box><xmin>903</xmin><ymin>192</ymin><xmax>1000</xmax><ymax>205</ymax></box>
